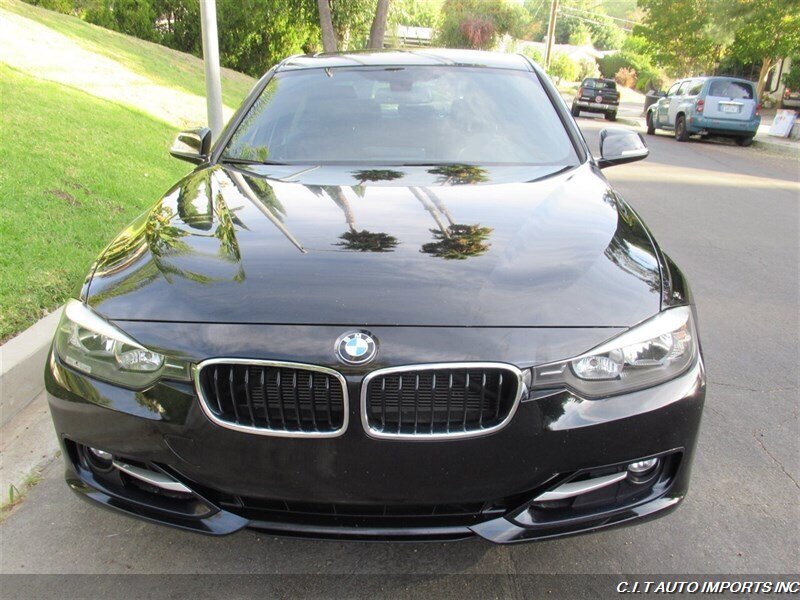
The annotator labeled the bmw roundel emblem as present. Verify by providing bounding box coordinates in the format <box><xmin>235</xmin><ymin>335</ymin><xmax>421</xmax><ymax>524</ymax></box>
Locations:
<box><xmin>335</xmin><ymin>330</ymin><xmax>378</xmax><ymax>365</ymax></box>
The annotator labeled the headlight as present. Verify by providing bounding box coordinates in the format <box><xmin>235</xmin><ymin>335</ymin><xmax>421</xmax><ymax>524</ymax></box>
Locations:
<box><xmin>533</xmin><ymin>306</ymin><xmax>698</xmax><ymax>397</ymax></box>
<box><xmin>54</xmin><ymin>299</ymin><xmax>184</xmax><ymax>389</ymax></box>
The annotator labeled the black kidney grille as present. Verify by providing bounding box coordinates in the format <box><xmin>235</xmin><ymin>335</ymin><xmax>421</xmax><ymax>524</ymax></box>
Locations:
<box><xmin>365</xmin><ymin>367</ymin><xmax>519</xmax><ymax>435</ymax></box>
<box><xmin>199</xmin><ymin>363</ymin><xmax>346</xmax><ymax>434</ymax></box>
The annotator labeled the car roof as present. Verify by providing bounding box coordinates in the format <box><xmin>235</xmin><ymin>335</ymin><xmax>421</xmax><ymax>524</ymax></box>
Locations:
<box><xmin>279</xmin><ymin>49</ymin><xmax>533</xmax><ymax>72</ymax></box>
<box><xmin>680</xmin><ymin>76</ymin><xmax>756</xmax><ymax>84</ymax></box>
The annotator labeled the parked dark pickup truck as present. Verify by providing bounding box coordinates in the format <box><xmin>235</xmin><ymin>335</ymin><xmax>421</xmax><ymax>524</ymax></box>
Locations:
<box><xmin>572</xmin><ymin>78</ymin><xmax>620</xmax><ymax>121</ymax></box>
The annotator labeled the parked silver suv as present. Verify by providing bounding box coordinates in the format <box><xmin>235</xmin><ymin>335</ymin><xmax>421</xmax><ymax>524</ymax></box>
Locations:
<box><xmin>646</xmin><ymin>76</ymin><xmax>761</xmax><ymax>146</ymax></box>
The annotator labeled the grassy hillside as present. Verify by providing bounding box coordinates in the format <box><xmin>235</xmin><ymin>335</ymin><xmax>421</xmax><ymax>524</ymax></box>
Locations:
<box><xmin>1</xmin><ymin>0</ymin><xmax>254</xmax><ymax>109</ymax></box>
<box><xmin>0</xmin><ymin>1</ymin><xmax>258</xmax><ymax>340</ymax></box>
<box><xmin>0</xmin><ymin>64</ymin><xmax>192</xmax><ymax>340</ymax></box>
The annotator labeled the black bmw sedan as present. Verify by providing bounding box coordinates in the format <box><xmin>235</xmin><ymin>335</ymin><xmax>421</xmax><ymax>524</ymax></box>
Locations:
<box><xmin>45</xmin><ymin>49</ymin><xmax>705</xmax><ymax>543</ymax></box>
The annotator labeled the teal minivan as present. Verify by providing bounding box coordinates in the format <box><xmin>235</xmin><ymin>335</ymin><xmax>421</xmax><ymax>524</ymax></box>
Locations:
<box><xmin>646</xmin><ymin>76</ymin><xmax>761</xmax><ymax>146</ymax></box>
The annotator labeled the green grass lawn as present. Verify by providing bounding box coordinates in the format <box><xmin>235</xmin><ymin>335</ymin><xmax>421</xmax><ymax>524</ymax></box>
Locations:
<box><xmin>1</xmin><ymin>0</ymin><xmax>254</xmax><ymax>110</ymax></box>
<box><xmin>0</xmin><ymin>64</ymin><xmax>191</xmax><ymax>341</ymax></box>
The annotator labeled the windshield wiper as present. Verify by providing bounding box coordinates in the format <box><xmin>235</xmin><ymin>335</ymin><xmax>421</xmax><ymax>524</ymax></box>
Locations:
<box><xmin>220</xmin><ymin>157</ymin><xmax>288</xmax><ymax>166</ymax></box>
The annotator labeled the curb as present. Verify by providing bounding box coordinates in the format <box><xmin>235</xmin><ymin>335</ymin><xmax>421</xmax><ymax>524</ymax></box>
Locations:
<box><xmin>0</xmin><ymin>308</ymin><xmax>63</xmax><ymax>502</ymax></box>
<box><xmin>0</xmin><ymin>309</ymin><xmax>61</xmax><ymax>429</ymax></box>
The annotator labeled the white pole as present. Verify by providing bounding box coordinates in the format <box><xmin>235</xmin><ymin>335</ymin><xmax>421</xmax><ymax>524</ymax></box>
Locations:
<box><xmin>199</xmin><ymin>0</ymin><xmax>224</xmax><ymax>139</ymax></box>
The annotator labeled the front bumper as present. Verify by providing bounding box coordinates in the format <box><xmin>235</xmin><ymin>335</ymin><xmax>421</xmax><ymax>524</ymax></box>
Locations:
<box><xmin>45</xmin><ymin>324</ymin><xmax>706</xmax><ymax>544</ymax></box>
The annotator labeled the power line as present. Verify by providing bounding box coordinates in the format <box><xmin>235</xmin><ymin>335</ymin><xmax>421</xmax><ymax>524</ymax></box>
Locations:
<box><xmin>557</xmin><ymin>9</ymin><xmax>633</xmax><ymax>32</ymax></box>
<box><xmin>559</xmin><ymin>5</ymin><xmax>642</xmax><ymax>26</ymax></box>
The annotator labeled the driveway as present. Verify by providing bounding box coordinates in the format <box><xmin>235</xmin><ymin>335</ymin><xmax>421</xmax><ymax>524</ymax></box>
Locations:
<box><xmin>1</xmin><ymin>118</ymin><xmax>798</xmax><ymax>597</ymax></box>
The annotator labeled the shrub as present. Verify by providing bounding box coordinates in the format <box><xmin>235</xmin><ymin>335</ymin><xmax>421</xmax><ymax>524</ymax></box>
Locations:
<box><xmin>615</xmin><ymin>67</ymin><xmax>637</xmax><ymax>88</ymax></box>
<box><xmin>635</xmin><ymin>67</ymin><xmax>666</xmax><ymax>92</ymax></box>
<box><xmin>782</xmin><ymin>58</ymin><xmax>800</xmax><ymax>91</ymax></box>
<box><xmin>577</xmin><ymin>58</ymin><xmax>600</xmax><ymax>80</ymax></box>
<box><xmin>547</xmin><ymin>52</ymin><xmax>579</xmax><ymax>83</ymax></box>
<box><xmin>519</xmin><ymin>45</ymin><xmax>543</xmax><ymax>64</ymax></box>
<box><xmin>436</xmin><ymin>0</ymin><xmax>527</xmax><ymax>50</ymax></box>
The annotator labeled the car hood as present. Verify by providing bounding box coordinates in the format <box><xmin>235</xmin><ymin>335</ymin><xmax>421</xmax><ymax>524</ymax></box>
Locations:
<box><xmin>86</xmin><ymin>163</ymin><xmax>662</xmax><ymax>327</ymax></box>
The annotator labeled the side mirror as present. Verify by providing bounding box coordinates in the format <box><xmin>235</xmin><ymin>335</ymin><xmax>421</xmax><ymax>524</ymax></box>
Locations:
<box><xmin>597</xmin><ymin>128</ymin><xmax>649</xmax><ymax>169</ymax></box>
<box><xmin>170</xmin><ymin>127</ymin><xmax>212</xmax><ymax>164</ymax></box>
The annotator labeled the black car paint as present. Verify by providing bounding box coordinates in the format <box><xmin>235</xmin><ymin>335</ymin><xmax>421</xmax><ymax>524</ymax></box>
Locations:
<box><xmin>84</xmin><ymin>163</ymin><xmax>662</xmax><ymax>328</ymax></box>
<box><xmin>46</xmin><ymin>50</ymin><xmax>705</xmax><ymax>543</ymax></box>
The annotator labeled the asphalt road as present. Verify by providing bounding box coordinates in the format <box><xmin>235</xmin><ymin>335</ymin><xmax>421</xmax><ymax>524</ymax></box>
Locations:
<box><xmin>1</xmin><ymin>117</ymin><xmax>798</xmax><ymax>598</ymax></box>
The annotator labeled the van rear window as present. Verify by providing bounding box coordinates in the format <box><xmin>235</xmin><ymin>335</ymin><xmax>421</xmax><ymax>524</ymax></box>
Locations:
<box><xmin>708</xmin><ymin>80</ymin><xmax>754</xmax><ymax>100</ymax></box>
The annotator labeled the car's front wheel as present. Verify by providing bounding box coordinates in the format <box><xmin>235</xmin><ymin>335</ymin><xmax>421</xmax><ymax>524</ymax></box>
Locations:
<box><xmin>646</xmin><ymin>111</ymin><xmax>656</xmax><ymax>135</ymax></box>
<box><xmin>736</xmin><ymin>135</ymin><xmax>754</xmax><ymax>147</ymax></box>
<box><xmin>571</xmin><ymin>103</ymin><xmax>580</xmax><ymax>117</ymax></box>
<box><xmin>605</xmin><ymin>111</ymin><xmax>617</xmax><ymax>121</ymax></box>
<box><xmin>675</xmin><ymin>115</ymin><xmax>690</xmax><ymax>142</ymax></box>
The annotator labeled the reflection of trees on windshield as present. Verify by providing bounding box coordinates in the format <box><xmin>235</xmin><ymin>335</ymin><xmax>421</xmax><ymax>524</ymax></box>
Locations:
<box><xmin>420</xmin><ymin>224</ymin><xmax>493</xmax><ymax>260</ymax></box>
<box><xmin>224</xmin><ymin>79</ymin><xmax>278</xmax><ymax>161</ymax></box>
<box><xmin>310</xmin><ymin>185</ymin><xmax>399</xmax><ymax>253</ymax></box>
<box><xmin>428</xmin><ymin>164</ymin><xmax>489</xmax><ymax>185</ymax></box>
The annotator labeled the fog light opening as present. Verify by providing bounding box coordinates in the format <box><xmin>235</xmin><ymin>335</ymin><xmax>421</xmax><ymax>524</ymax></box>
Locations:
<box><xmin>627</xmin><ymin>458</ymin><xmax>660</xmax><ymax>478</ymax></box>
<box><xmin>90</xmin><ymin>447</ymin><xmax>113</xmax><ymax>462</ymax></box>
<box><xmin>77</xmin><ymin>444</ymin><xmax>115</xmax><ymax>473</ymax></box>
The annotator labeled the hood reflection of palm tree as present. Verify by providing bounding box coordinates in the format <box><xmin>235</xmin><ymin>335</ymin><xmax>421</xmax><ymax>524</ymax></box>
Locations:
<box><xmin>428</xmin><ymin>164</ymin><xmax>489</xmax><ymax>186</ymax></box>
<box><xmin>351</xmin><ymin>169</ymin><xmax>404</xmax><ymax>185</ymax></box>
<box><xmin>411</xmin><ymin>187</ymin><xmax>492</xmax><ymax>259</ymax></box>
<box><xmin>227</xmin><ymin>170</ymin><xmax>306</xmax><ymax>254</ymax></box>
<box><xmin>421</xmin><ymin>224</ymin><xmax>493</xmax><ymax>260</ymax></box>
<box><xmin>310</xmin><ymin>185</ymin><xmax>399</xmax><ymax>253</ymax></box>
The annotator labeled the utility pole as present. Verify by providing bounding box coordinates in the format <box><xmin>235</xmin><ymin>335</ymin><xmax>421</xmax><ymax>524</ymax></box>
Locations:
<box><xmin>544</xmin><ymin>0</ymin><xmax>559</xmax><ymax>69</ymax></box>
<box><xmin>199</xmin><ymin>0</ymin><xmax>224</xmax><ymax>139</ymax></box>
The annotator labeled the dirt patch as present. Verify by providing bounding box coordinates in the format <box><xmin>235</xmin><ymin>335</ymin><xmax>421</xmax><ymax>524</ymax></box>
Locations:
<box><xmin>46</xmin><ymin>188</ymin><xmax>81</xmax><ymax>206</ymax></box>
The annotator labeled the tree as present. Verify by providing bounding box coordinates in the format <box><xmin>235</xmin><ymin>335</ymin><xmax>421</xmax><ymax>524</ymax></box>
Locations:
<box><xmin>316</xmin><ymin>1</ymin><xmax>392</xmax><ymax>52</ymax></box>
<box><xmin>726</xmin><ymin>0</ymin><xmax>800</xmax><ymax>98</ymax></box>
<box><xmin>389</xmin><ymin>0</ymin><xmax>443</xmax><ymax>29</ymax></box>
<box><xmin>568</xmin><ymin>23</ymin><xmax>592</xmax><ymax>46</ymax></box>
<box><xmin>635</xmin><ymin>0</ymin><xmax>728</xmax><ymax>76</ymax></box>
<box><xmin>317</xmin><ymin>0</ymin><xmax>337</xmax><ymax>51</ymax></box>
<box><xmin>85</xmin><ymin>0</ymin><xmax>159</xmax><ymax>41</ymax></box>
<box><xmin>368</xmin><ymin>0</ymin><xmax>391</xmax><ymax>48</ymax></box>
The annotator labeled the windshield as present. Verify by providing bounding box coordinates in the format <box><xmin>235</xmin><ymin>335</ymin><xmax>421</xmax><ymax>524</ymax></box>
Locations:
<box><xmin>222</xmin><ymin>66</ymin><xmax>579</xmax><ymax>166</ymax></box>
